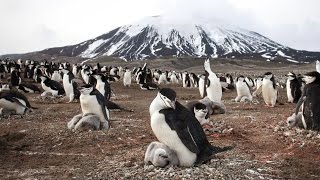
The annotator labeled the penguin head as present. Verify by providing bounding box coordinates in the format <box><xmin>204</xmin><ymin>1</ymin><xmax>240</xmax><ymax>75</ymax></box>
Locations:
<box><xmin>303</xmin><ymin>71</ymin><xmax>320</xmax><ymax>84</ymax></box>
<box><xmin>79</xmin><ymin>84</ymin><xmax>94</xmax><ymax>95</ymax></box>
<box><xmin>157</xmin><ymin>88</ymin><xmax>177</xmax><ymax>109</ymax></box>
<box><xmin>286</xmin><ymin>72</ymin><xmax>296</xmax><ymax>80</ymax></box>
<box><xmin>263</xmin><ymin>72</ymin><xmax>273</xmax><ymax>80</ymax></box>
<box><xmin>236</xmin><ymin>75</ymin><xmax>245</xmax><ymax>82</ymax></box>
<box><xmin>153</xmin><ymin>148</ymin><xmax>170</xmax><ymax>167</ymax></box>
<box><xmin>194</xmin><ymin>102</ymin><xmax>208</xmax><ymax>119</ymax></box>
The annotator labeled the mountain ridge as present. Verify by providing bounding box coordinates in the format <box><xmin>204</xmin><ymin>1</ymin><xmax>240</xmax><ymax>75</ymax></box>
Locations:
<box><xmin>27</xmin><ymin>16</ymin><xmax>320</xmax><ymax>62</ymax></box>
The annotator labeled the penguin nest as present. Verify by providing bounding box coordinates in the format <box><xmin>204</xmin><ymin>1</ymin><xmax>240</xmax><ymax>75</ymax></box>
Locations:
<box><xmin>31</xmin><ymin>96</ymin><xmax>66</xmax><ymax>104</ymax></box>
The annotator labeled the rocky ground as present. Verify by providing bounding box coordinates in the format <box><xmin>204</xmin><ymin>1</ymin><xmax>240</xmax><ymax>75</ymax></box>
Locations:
<box><xmin>0</xmin><ymin>61</ymin><xmax>320</xmax><ymax>179</ymax></box>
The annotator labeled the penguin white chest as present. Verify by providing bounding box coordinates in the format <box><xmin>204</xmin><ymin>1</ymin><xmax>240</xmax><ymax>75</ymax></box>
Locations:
<box><xmin>207</xmin><ymin>74</ymin><xmax>222</xmax><ymax>102</ymax></box>
<box><xmin>150</xmin><ymin>112</ymin><xmax>197</xmax><ymax>167</ymax></box>
<box><xmin>236</xmin><ymin>81</ymin><xmax>251</xmax><ymax>97</ymax></box>
<box><xmin>80</xmin><ymin>95</ymin><xmax>108</xmax><ymax>121</ymax></box>
<box><xmin>286</xmin><ymin>79</ymin><xmax>293</xmax><ymax>102</ymax></box>
<box><xmin>96</xmin><ymin>81</ymin><xmax>105</xmax><ymax>96</ymax></box>
<box><xmin>262</xmin><ymin>80</ymin><xmax>277</xmax><ymax>106</ymax></box>
<box><xmin>63</xmin><ymin>77</ymin><xmax>73</xmax><ymax>95</ymax></box>
<box><xmin>123</xmin><ymin>72</ymin><xmax>132</xmax><ymax>86</ymax></box>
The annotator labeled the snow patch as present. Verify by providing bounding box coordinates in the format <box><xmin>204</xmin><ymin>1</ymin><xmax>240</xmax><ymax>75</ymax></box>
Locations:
<box><xmin>81</xmin><ymin>39</ymin><xmax>107</xmax><ymax>58</ymax></box>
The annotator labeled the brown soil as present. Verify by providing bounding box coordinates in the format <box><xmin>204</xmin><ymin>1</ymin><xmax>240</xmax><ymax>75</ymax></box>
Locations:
<box><xmin>0</xmin><ymin>61</ymin><xmax>319</xmax><ymax>179</ymax></box>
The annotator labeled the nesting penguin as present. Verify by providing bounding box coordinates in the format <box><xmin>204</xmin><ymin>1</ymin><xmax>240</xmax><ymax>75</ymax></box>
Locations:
<box><xmin>295</xmin><ymin>71</ymin><xmax>320</xmax><ymax>130</ymax></box>
<box><xmin>286</xmin><ymin>72</ymin><xmax>302</xmax><ymax>103</ymax></box>
<box><xmin>203</xmin><ymin>59</ymin><xmax>222</xmax><ymax>102</ymax></box>
<box><xmin>40</xmin><ymin>76</ymin><xmax>65</xmax><ymax>97</ymax></box>
<box><xmin>61</xmin><ymin>69</ymin><xmax>80</xmax><ymax>102</ymax></box>
<box><xmin>262</xmin><ymin>72</ymin><xmax>278</xmax><ymax>107</ymax></box>
<box><xmin>79</xmin><ymin>84</ymin><xmax>110</xmax><ymax>130</ymax></box>
<box><xmin>185</xmin><ymin>102</ymin><xmax>209</xmax><ymax>125</ymax></box>
<box><xmin>235</xmin><ymin>75</ymin><xmax>252</xmax><ymax>102</ymax></box>
<box><xmin>149</xmin><ymin>88</ymin><xmax>233</xmax><ymax>167</ymax></box>
<box><xmin>144</xmin><ymin>141</ymin><xmax>179</xmax><ymax>167</ymax></box>
<box><xmin>0</xmin><ymin>90</ymin><xmax>36</xmax><ymax>115</ymax></box>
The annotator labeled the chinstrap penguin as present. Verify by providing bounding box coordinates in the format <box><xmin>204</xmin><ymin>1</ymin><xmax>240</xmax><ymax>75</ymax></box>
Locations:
<box><xmin>79</xmin><ymin>84</ymin><xmax>110</xmax><ymax>130</ymax></box>
<box><xmin>149</xmin><ymin>88</ymin><xmax>233</xmax><ymax>167</ymax></box>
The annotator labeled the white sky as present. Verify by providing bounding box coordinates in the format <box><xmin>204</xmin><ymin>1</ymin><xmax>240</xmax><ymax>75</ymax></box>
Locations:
<box><xmin>0</xmin><ymin>0</ymin><xmax>319</xmax><ymax>55</ymax></box>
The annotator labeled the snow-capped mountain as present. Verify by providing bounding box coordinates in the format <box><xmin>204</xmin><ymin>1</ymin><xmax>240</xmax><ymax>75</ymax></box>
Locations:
<box><xmin>40</xmin><ymin>16</ymin><xmax>320</xmax><ymax>62</ymax></box>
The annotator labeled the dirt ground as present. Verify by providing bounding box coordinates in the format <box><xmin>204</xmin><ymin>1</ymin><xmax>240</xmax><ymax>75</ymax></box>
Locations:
<box><xmin>0</xmin><ymin>61</ymin><xmax>320</xmax><ymax>179</ymax></box>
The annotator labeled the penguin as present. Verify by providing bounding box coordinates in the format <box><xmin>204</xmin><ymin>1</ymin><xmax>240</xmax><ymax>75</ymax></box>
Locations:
<box><xmin>235</xmin><ymin>76</ymin><xmax>252</xmax><ymax>102</ymax></box>
<box><xmin>185</xmin><ymin>102</ymin><xmax>209</xmax><ymax>125</ymax></box>
<box><xmin>186</xmin><ymin>97</ymin><xmax>226</xmax><ymax>119</ymax></box>
<box><xmin>190</xmin><ymin>73</ymin><xmax>199</xmax><ymax>88</ymax></box>
<box><xmin>144</xmin><ymin>141</ymin><xmax>179</xmax><ymax>167</ymax></box>
<box><xmin>123</xmin><ymin>68</ymin><xmax>132</xmax><ymax>87</ymax></box>
<box><xmin>170</xmin><ymin>71</ymin><xmax>179</xmax><ymax>84</ymax></box>
<box><xmin>287</xmin><ymin>112</ymin><xmax>304</xmax><ymax>129</ymax></box>
<box><xmin>182</xmin><ymin>72</ymin><xmax>191</xmax><ymax>88</ymax></box>
<box><xmin>0</xmin><ymin>90</ymin><xmax>36</xmax><ymax>115</ymax></box>
<box><xmin>149</xmin><ymin>88</ymin><xmax>233</xmax><ymax>167</ymax></box>
<box><xmin>158</xmin><ymin>72</ymin><xmax>168</xmax><ymax>85</ymax></box>
<box><xmin>295</xmin><ymin>71</ymin><xmax>320</xmax><ymax>130</ymax></box>
<box><xmin>245</xmin><ymin>77</ymin><xmax>254</xmax><ymax>89</ymax></box>
<box><xmin>40</xmin><ymin>76</ymin><xmax>65</xmax><ymax>97</ymax></box>
<box><xmin>93</xmin><ymin>74</ymin><xmax>112</xmax><ymax>101</ymax></box>
<box><xmin>204</xmin><ymin>59</ymin><xmax>222</xmax><ymax>102</ymax></box>
<box><xmin>18</xmin><ymin>83</ymin><xmax>41</xmax><ymax>93</ymax></box>
<box><xmin>316</xmin><ymin>60</ymin><xmax>320</xmax><ymax>73</ymax></box>
<box><xmin>198</xmin><ymin>74</ymin><xmax>206</xmax><ymax>98</ymax></box>
<box><xmin>79</xmin><ymin>84</ymin><xmax>110</xmax><ymax>130</ymax></box>
<box><xmin>252</xmin><ymin>76</ymin><xmax>263</xmax><ymax>97</ymax></box>
<box><xmin>262</xmin><ymin>72</ymin><xmax>277</xmax><ymax>107</ymax></box>
<box><xmin>10</xmin><ymin>68</ymin><xmax>21</xmax><ymax>88</ymax></box>
<box><xmin>51</xmin><ymin>70</ymin><xmax>62</xmax><ymax>82</ymax></box>
<box><xmin>226</xmin><ymin>73</ymin><xmax>234</xmax><ymax>88</ymax></box>
<box><xmin>68</xmin><ymin>113</ymin><xmax>101</xmax><ymax>131</ymax></box>
<box><xmin>286</xmin><ymin>72</ymin><xmax>302</xmax><ymax>103</ymax></box>
<box><xmin>61</xmin><ymin>69</ymin><xmax>80</xmax><ymax>102</ymax></box>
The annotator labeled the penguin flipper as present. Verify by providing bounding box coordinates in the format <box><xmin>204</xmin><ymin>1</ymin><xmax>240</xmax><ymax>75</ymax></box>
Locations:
<box><xmin>159</xmin><ymin>108</ymin><xmax>200</xmax><ymax>154</ymax></box>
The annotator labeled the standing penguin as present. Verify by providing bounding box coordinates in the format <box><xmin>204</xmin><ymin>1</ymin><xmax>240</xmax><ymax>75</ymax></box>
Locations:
<box><xmin>262</xmin><ymin>72</ymin><xmax>278</xmax><ymax>107</ymax></box>
<box><xmin>123</xmin><ymin>68</ymin><xmax>132</xmax><ymax>87</ymax></box>
<box><xmin>10</xmin><ymin>68</ymin><xmax>21</xmax><ymax>88</ymax></box>
<box><xmin>295</xmin><ymin>71</ymin><xmax>320</xmax><ymax>130</ymax></box>
<box><xmin>93</xmin><ymin>74</ymin><xmax>112</xmax><ymax>101</ymax></box>
<box><xmin>235</xmin><ymin>76</ymin><xmax>252</xmax><ymax>102</ymax></box>
<box><xmin>61</xmin><ymin>69</ymin><xmax>80</xmax><ymax>102</ymax></box>
<box><xmin>286</xmin><ymin>72</ymin><xmax>302</xmax><ymax>103</ymax></box>
<box><xmin>149</xmin><ymin>88</ymin><xmax>233</xmax><ymax>167</ymax></box>
<box><xmin>79</xmin><ymin>84</ymin><xmax>110</xmax><ymax>130</ymax></box>
<box><xmin>198</xmin><ymin>74</ymin><xmax>206</xmax><ymax>98</ymax></box>
<box><xmin>40</xmin><ymin>76</ymin><xmax>65</xmax><ymax>97</ymax></box>
<box><xmin>204</xmin><ymin>59</ymin><xmax>222</xmax><ymax>102</ymax></box>
<box><xmin>0</xmin><ymin>90</ymin><xmax>36</xmax><ymax>115</ymax></box>
<box><xmin>316</xmin><ymin>60</ymin><xmax>320</xmax><ymax>73</ymax></box>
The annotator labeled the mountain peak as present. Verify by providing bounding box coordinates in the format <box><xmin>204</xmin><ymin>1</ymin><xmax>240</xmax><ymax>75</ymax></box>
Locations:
<box><xmin>39</xmin><ymin>16</ymin><xmax>320</xmax><ymax>62</ymax></box>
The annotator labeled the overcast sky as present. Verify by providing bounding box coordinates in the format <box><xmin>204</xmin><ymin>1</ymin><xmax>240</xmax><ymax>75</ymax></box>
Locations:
<box><xmin>1</xmin><ymin>0</ymin><xmax>319</xmax><ymax>55</ymax></box>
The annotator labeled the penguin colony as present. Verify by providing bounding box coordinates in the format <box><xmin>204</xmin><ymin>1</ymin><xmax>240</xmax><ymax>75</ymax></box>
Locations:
<box><xmin>0</xmin><ymin>57</ymin><xmax>319</xmax><ymax>168</ymax></box>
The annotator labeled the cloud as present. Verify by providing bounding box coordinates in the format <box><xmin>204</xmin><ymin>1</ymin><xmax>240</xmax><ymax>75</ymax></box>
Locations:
<box><xmin>0</xmin><ymin>0</ymin><xmax>319</xmax><ymax>54</ymax></box>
